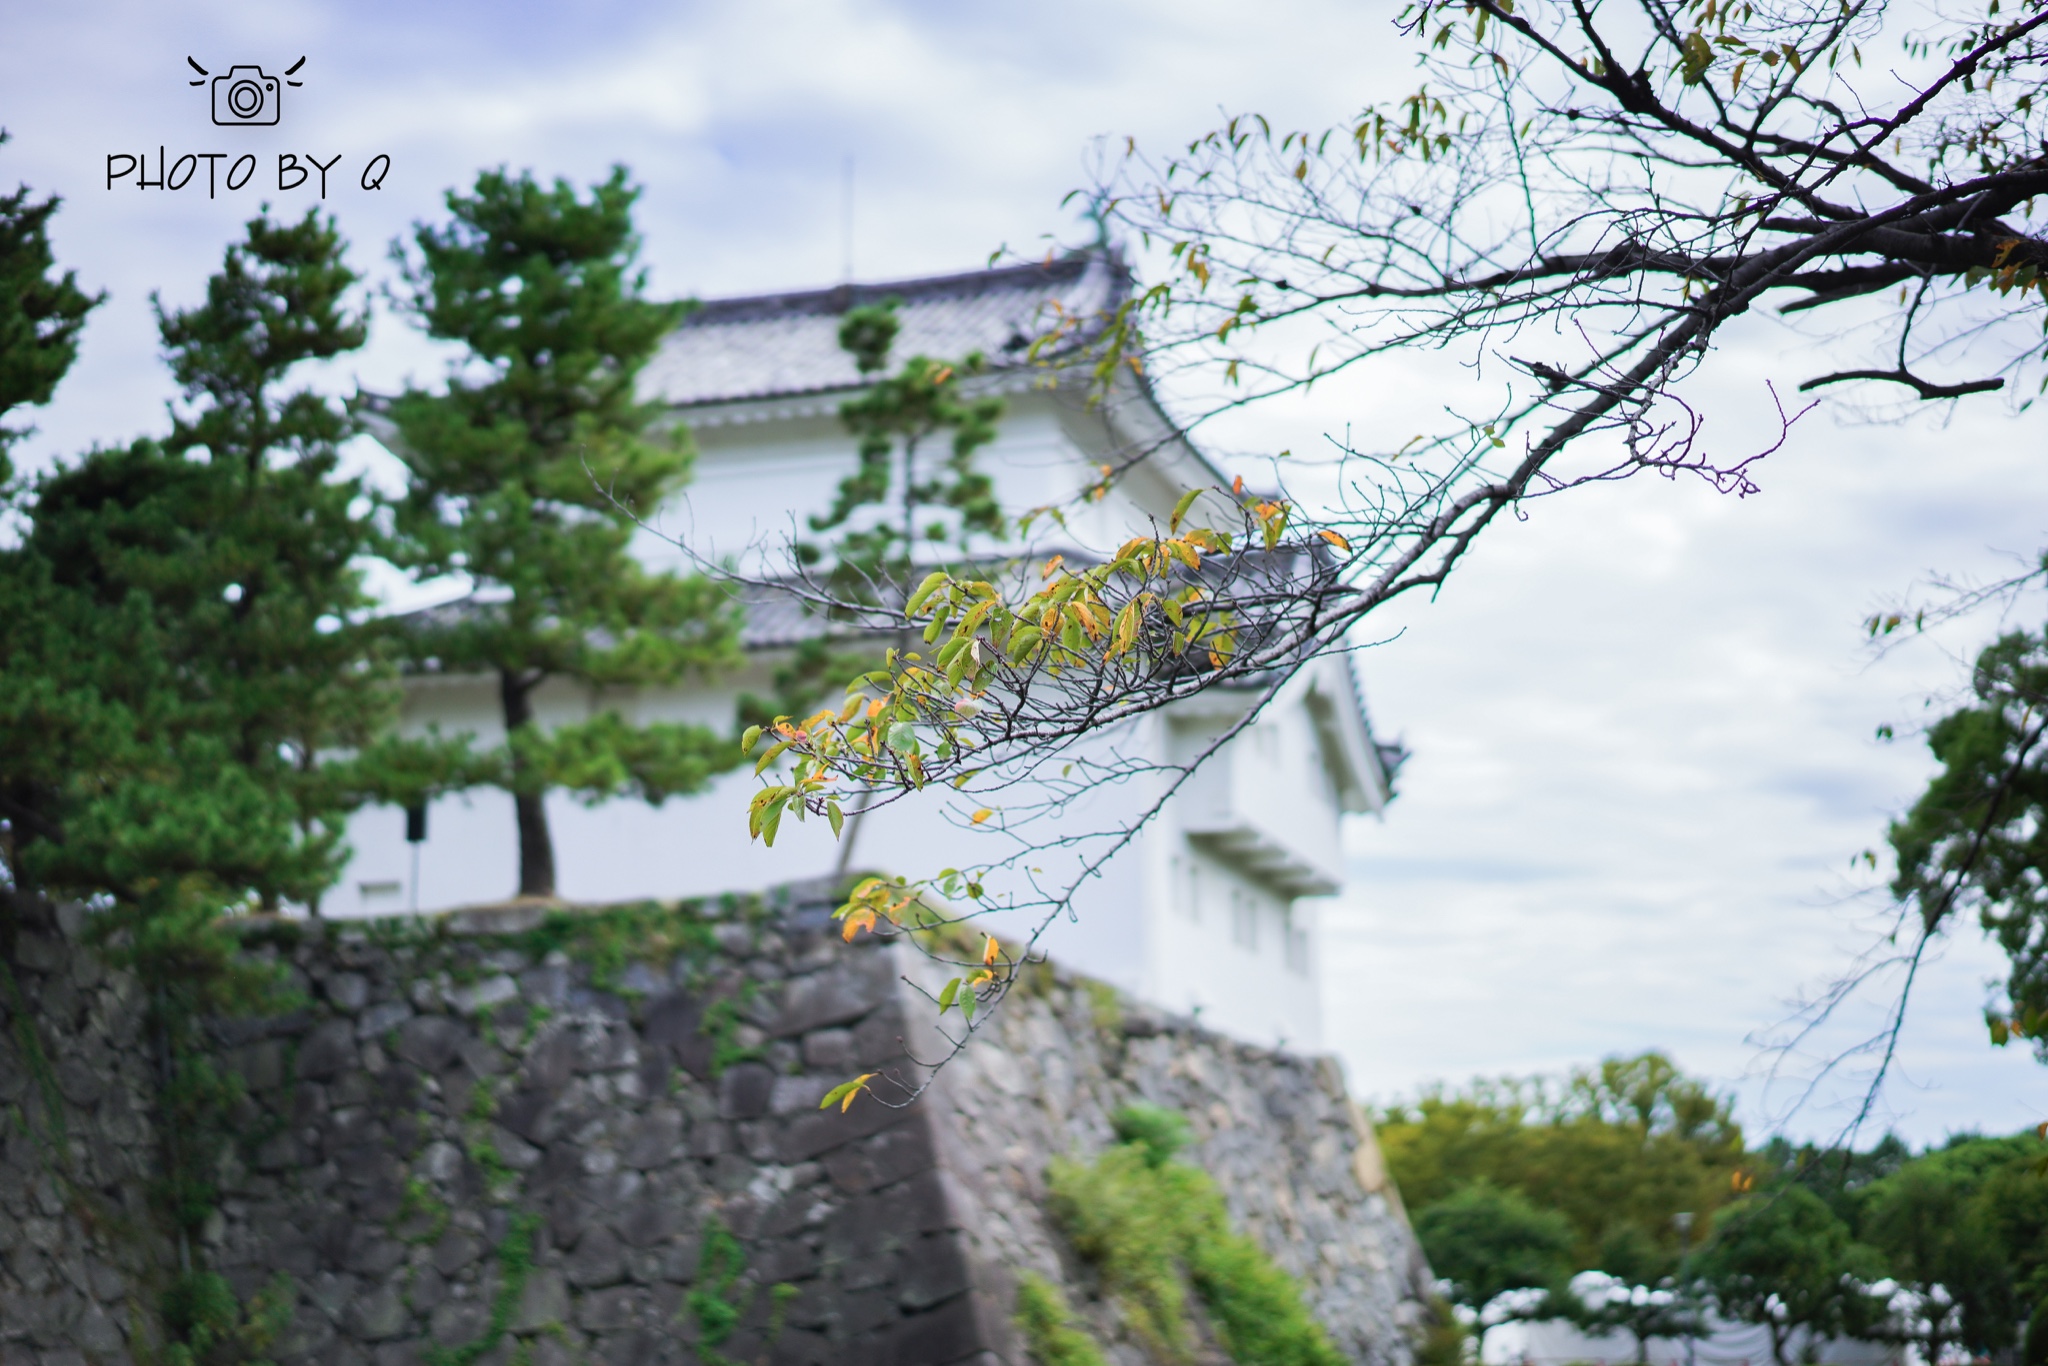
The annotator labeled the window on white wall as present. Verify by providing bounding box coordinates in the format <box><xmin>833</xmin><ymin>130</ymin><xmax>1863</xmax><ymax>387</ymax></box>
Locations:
<box><xmin>1284</xmin><ymin>916</ymin><xmax>1310</xmax><ymax>975</ymax></box>
<box><xmin>1230</xmin><ymin>888</ymin><xmax>1259</xmax><ymax>951</ymax></box>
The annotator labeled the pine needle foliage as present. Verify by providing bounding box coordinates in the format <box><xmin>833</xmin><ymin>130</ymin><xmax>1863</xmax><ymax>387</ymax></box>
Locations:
<box><xmin>386</xmin><ymin>166</ymin><xmax>741</xmax><ymax>897</ymax></box>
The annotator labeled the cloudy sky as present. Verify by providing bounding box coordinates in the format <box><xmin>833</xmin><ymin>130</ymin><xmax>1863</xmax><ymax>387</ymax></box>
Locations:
<box><xmin>4</xmin><ymin>0</ymin><xmax>2042</xmax><ymax>1145</ymax></box>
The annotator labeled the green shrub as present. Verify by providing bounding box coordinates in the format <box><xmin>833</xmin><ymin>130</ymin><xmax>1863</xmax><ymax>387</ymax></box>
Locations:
<box><xmin>1111</xmin><ymin>1103</ymin><xmax>1190</xmax><ymax>1167</ymax></box>
<box><xmin>1015</xmin><ymin>1272</ymin><xmax>1109</xmax><ymax>1366</ymax></box>
<box><xmin>1046</xmin><ymin>1109</ymin><xmax>1345</xmax><ymax>1366</ymax></box>
<box><xmin>1189</xmin><ymin>1230</ymin><xmax>1346</xmax><ymax>1366</ymax></box>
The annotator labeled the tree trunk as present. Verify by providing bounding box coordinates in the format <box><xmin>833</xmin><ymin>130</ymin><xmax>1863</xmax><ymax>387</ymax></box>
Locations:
<box><xmin>500</xmin><ymin>669</ymin><xmax>556</xmax><ymax>899</ymax></box>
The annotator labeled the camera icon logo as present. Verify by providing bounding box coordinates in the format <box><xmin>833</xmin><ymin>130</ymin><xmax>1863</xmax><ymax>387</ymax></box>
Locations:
<box><xmin>186</xmin><ymin>56</ymin><xmax>304</xmax><ymax>126</ymax></box>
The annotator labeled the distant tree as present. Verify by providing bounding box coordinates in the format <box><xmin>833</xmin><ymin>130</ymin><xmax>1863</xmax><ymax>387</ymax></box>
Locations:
<box><xmin>0</xmin><ymin>130</ymin><xmax>99</xmax><ymax>482</ymax></box>
<box><xmin>1412</xmin><ymin>1179</ymin><xmax>1576</xmax><ymax>1352</ymax></box>
<box><xmin>1378</xmin><ymin>1052</ymin><xmax>1746</xmax><ymax>1267</ymax></box>
<box><xmin>1968</xmin><ymin>1137</ymin><xmax>2048</xmax><ymax>1311</ymax></box>
<box><xmin>1888</xmin><ymin>627</ymin><xmax>2048</xmax><ymax>1057</ymax></box>
<box><xmin>1696</xmin><ymin>1186</ymin><xmax>1881</xmax><ymax>1366</ymax></box>
<box><xmin>1859</xmin><ymin>1159</ymin><xmax>2016</xmax><ymax>1362</ymax></box>
<box><xmin>384</xmin><ymin>167</ymin><xmax>741</xmax><ymax>898</ymax></box>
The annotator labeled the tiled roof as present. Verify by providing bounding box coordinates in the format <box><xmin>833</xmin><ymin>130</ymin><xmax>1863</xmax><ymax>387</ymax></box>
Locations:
<box><xmin>640</xmin><ymin>250</ymin><xmax>1126</xmax><ymax>409</ymax></box>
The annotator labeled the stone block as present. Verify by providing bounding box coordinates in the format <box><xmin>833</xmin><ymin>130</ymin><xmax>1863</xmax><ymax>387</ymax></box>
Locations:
<box><xmin>614</xmin><ymin>1192</ymin><xmax>687</xmax><ymax>1249</ymax></box>
<box><xmin>53</xmin><ymin>1059</ymin><xmax>104</xmax><ymax>1107</ymax></box>
<box><xmin>14</xmin><ymin>931</ymin><xmax>63</xmax><ymax>971</ymax></box>
<box><xmin>572</xmin><ymin>1285</ymin><xmax>639</xmax><ymax>1332</ymax></box>
<box><xmin>896</xmin><ymin>1233</ymin><xmax>971</xmax><ymax>1310</ymax></box>
<box><xmin>512</xmin><ymin>1268</ymin><xmax>570</xmax><ymax>1333</ymax></box>
<box><xmin>576</xmin><ymin>1022</ymin><xmax>638</xmax><ymax>1073</ymax></box>
<box><xmin>821</xmin><ymin>1123</ymin><xmax>934</xmax><ymax>1194</ymax></box>
<box><xmin>718</xmin><ymin>1063</ymin><xmax>775</xmax><ymax>1120</ymax></box>
<box><xmin>324</xmin><ymin>971</ymin><xmax>370</xmax><ymax>1011</ymax></box>
<box><xmin>886</xmin><ymin>1292</ymin><xmax>986</xmax><ymax>1366</ymax></box>
<box><xmin>770</xmin><ymin>955</ymin><xmax>894</xmax><ymax>1037</ymax></box>
<box><xmin>347</xmin><ymin>1282</ymin><xmax>409</xmax><ymax>1340</ymax></box>
<box><xmin>521</xmin><ymin>1335</ymin><xmax>580</xmax><ymax>1366</ymax></box>
<box><xmin>446</xmin><ymin>974</ymin><xmax>518</xmax><ymax>1017</ymax></box>
<box><xmin>800</xmin><ymin>1028</ymin><xmax>855</xmax><ymax>1070</ymax></box>
<box><xmin>621</xmin><ymin>1108</ymin><xmax>682</xmax><ymax>1170</ymax></box>
<box><xmin>395</xmin><ymin>1015</ymin><xmax>469</xmax><ymax>1073</ymax></box>
<box><xmin>768</xmin><ymin>1327</ymin><xmax>835</xmax><ymax>1366</ymax></box>
<box><xmin>410</xmin><ymin>1264</ymin><xmax>448</xmax><ymax>1313</ymax></box>
<box><xmin>253</xmin><ymin>1128</ymin><xmax>305</xmax><ymax>1173</ymax></box>
<box><xmin>356</xmin><ymin>1001</ymin><xmax>414</xmax><ymax>1040</ymax></box>
<box><xmin>521</xmin><ymin>1028</ymin><xmax>579</xmax><ymax>1094</ymax></box>
<box><xmin>565</xmin><ymin>1226</ymin><xmax>625</xmax><ymax>1288</ymax></box>
<box><xmin>835</xmin><ymin>1285</ymin><xmax>903</xmax><ymax>1335</ymax></box>
<box><xmin>305</xmin><ymin>1270</ymin><xmax>360</xmax><ymax>1323</ymax></box>
<box><xmin>851</xmin><ymin>1011</ymin><xmax>909</xmax><ymax>1068</ymax></box>
<box><xmin>770</xmin><ymin>1075</ymin><xmax>833</xmax><ymax>1115</ymax></box>
<box><xmin>297</xmin><ymin>1020</ymin><xmax>358</xmax><ymax>1080</ymax></box>
<box><xmin>432</xmin><ymin>1228</ymin><xmax>485</xmax><ymax>1276</ymax></box>
<box><xmin>874</xmin><ymin>1168</ymin><xmax>964</xmax><ymax>1235</ymax></box>
<box><xmin>342</xmin><ymin>1228</ymin><xmax>408</xmax><ymax>1277</ymax></box>
<box><xmin>429</xmin><ymin>1299</ymin><xmax>488</xmax><ymax>1346</ymax></box>
<box><xmin>753</xmin><ymin>1236</ymin><xmax>821</xmax><ymax>1284</ymax></box>
<box><xmin>777</xmin><ymin>1098</ymin><xmax>911</xmax><ymax>1164</ymax></box>
<box><xmin>70</xmin><ymin>1302</ymin><xmax>125</xmax><ymax>1355</ymax></box>
<box><xmin>239</xmin><ymin>1038</ymin><xmax>290</xmax><ymax>1091</ymax></box>
<box><xmin>487</xmin><ymin>1125</ymin><xmax>542</xmax><ymax>1171</ymax></box>
<box><xmin>495</xmin><ymin>1084</ymin><xmax>560</xmax><ymax>1146</ymax></box>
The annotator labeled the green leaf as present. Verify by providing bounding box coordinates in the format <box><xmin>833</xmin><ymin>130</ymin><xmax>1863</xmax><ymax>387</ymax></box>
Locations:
<box><xmin>904</xmin><ymin>570</ymin><xmax>950</xmax><ymax>617</ymax></box>
<box><xmin>827</xmin><ymin>801</ymin><xmax>844</xmax><ymax>838</ymax></box>
<box><xmin>1170</xmin><ymin>487</ymin><xmax>1203</xmax><ymax>532</ymax></box>
<box><xmin>938</xmin><ymin>977</ymin><xmax>962</xmax><ymax>1011</ymax></box>
<box><xmin>740</xmin><ymin>724</ymin><xmax>763</xmax><ymax>755</ymax></box>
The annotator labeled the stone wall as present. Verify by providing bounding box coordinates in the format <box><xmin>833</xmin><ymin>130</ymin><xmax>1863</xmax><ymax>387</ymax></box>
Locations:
<box><xmin>0</xmin><ymin>885</ymin><xmax>1429</xmax><ymax>1366</ymax></box>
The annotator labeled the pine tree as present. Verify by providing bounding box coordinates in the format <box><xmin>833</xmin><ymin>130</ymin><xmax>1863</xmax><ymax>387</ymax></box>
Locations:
<box><xmin>384</xmin><ymin>167</ymin><xmax>740</xmax><ymax>898</ymax></box>
<box><xmin>2</xmin><ymin>207</ymin><xmax>446</xmax><ymax>919</ymax></box>
<box><xmin>746</xmin><ymin>300</ymin><xmax>1007</xmax><ymax>731</ymax></box>
<box><xmin>0</xmin><ymin>130</ymin><xmax>100</xmax><ymax>483</ymax></box>
<box><xmin>804</xmin><ymin>297</ymin><xmax>1004</xmax><ymax>595</ymax></box>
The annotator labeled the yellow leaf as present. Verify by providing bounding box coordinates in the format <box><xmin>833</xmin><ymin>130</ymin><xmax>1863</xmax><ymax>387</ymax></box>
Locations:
<box><xmin>1041</xmin><ymin>555</ymin><xmax>1064</xmax><ymax>580</ymax></box>
<box><xmin>982</xmin><ymin>934</ymin><xmax>1000</xmax><ymax>965</ymax></box>
<box><xmin>1320</xmin><ymin>529</ymin><xmax>1351</xmax><ymax>552</ymax></box>
<box><xmin>1232</xmin><ymin>474</ymin><xmax>1245</xmax><ymax>495</ymax></box>
<box><xmin>971</xmin><ymin>808</ymin><xmax>994</xmax><ymax>825</ymax></box>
